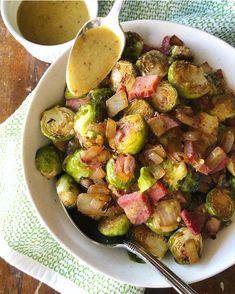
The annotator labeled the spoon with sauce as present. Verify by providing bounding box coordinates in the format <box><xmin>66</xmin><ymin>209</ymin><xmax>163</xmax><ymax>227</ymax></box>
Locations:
<box><xmin>66</xmin><ymin>0</ymin><xmax>125</xmax><ymax>97</ymax></box>
<box><xmin>64</xmin><ymin>207</ymin><xmax>198</xmax><ymax>294</ymax></box>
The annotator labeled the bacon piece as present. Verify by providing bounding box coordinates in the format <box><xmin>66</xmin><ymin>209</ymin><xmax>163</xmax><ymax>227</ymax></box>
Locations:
<box><xmin>145</xmin><ymin>181</ymin><xmax>168</xmax><ymax>205</ymax></box>
<box><xmin>114</xmin><ymin>155</ymin><xmax>136</xmax><ymax>182</ymax></box>
<box><xmin>65</xmin><ymin>97</ymin><xmax>90</xmax><ymax>112</ymax></box>
<box><xmin>181</xmin><ymin>209</ymin><xmax>207</xmax><ymax>235</ymax></box>
<box><xmin>117</xmin><ymin>191</ymin><xmax>152</xmax><ymax>225</ymax></box>
<box><xmin>128</xmin><ymin>75</ymin><xmax>160</xmax><ymax>100</ymax></box>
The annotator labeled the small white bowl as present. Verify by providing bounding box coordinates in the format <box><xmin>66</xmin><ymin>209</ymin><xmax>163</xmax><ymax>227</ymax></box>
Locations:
<box><xmin>23</xmin><ymin>20</ymin><xmax>235</xmax><ymax>288</ymax></box>
<box><xmin>1</xmin><ymin>0</ymin><xmax>98</xmax><ymax>63</ymax></box>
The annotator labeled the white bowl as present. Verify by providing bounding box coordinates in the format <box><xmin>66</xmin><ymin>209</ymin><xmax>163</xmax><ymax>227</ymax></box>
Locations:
<box><xmin>1</xmin><ymin>0</ymin><xmax>98</xmax><ymax>63</ymax></box>
<box><xmin>23</xmin><ymin>20</ymin><xmax>235</xmax><ymax>288</ymax></box>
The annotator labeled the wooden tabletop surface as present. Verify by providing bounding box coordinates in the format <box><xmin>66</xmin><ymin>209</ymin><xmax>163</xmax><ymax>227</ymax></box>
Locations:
<box><xmin>0</xmin><ymin>16</ymin><xmax>235</xmax><ymax>294</ymax></box>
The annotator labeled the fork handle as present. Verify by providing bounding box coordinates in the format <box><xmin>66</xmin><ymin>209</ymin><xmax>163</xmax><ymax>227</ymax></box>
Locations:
<box><xmin>123</xmin><ymin>240</ymin><xmax>198</xmax><ymax>294</ymax></box>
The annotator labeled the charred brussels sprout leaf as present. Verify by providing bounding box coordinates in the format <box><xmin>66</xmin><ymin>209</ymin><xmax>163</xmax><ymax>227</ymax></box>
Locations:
<box><xmin>124</xmin><ymin>99</ymin><xmax>154</xmax><ymax>121</ymax></box>
<box><xmin>106</xmin><ymin>158</ymin><xmax>137</xmax><ymax>190</ymax></box>
<box><xmin>168</xmin><ymin>61</ymin><xmax>210</xmax><ymax>99</ymax></box>
<box><xmin>35</xmin><ymin>145</ymin><xmax>62</xmax><ymax>179</ymax></box>
<box><xmin>98</xmin><ymin>214</ymin><xmax>131</xmax><ymax>237</ymax></box>
<box><xmin>138</xmin><ymin>166</ymin><xmax>155</xmax><ymax>192</ymax></box>
<box><xmin>181</xmin><ymin>168</ymin><xmax>200</xmax><ymax>193</ymax></box>
<box><xmin>205</xmin><ymin>188</ymin><xmax>235</xmax><ymax>221</ymax></box>
<box><xmin>151</xmin><ymin>81</ymin><xmax>178</xmax><ymax>113</ymax></box>
<box><xmin>136</xmin><ymin>50</ymin><xmax>169</xmax><ymax>78</ymax></box>
<box><xmin>122</xmin><ymin>31</ymin><xmax>144</xmax><ymax>62</ymax></box>
<box><xmin>56</xmin><ymin>173</ymin><xmax>79</xmax><ymax>208</ymax></box>
<box><xmin>162</xmin><ymin>159</ymin><xmax>187</xmax><ymax>191</ymax></box>
<box><xmin>132</xmin><ymin>225</ymin><xmax>168</xmax><ymax>259</ymax></box>
<box><xmin>63</xmin><ymin>149</ymin><xmax>93</xmax><ymax>182</ymax></box>
<box><xmin>109</xmin><ymin>114</ymin><xmax>148</xmax><ymax>155</ymax></box>
<box><xmin>40</xmin><ymin>106</ymin><xmax>75</xmax><ymax>142</ymax></box>
<box><xmin>168</xmin><ymin>227</ymin><xmax>202</xmax><ymax>264</ymax></box>
<box><xmin>110</xmin><ymin>60</ymin><xmax>137</xmax><ymax>92</ymax></box>
<box><xmin>170</xmin><ymin>45</ymin><xmax>193</xmax><ymax>61</ymax></box>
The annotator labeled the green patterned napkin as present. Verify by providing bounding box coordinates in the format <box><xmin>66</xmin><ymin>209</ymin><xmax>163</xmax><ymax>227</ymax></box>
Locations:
<box><xmin>0</xmin><ymin>1</ymin><xmax>234</xmax><ymax>293</ymax></box>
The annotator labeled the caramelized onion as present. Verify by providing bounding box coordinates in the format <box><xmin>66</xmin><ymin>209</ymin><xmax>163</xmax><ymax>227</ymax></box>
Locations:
<box><xmin>183</xmin><ymin>131</ymin><xmax>201</xmax><ymax>141</ymax></box>
<box><xmin>106</xmin><ymin>90</ymin><xmax>128</xmax><ymax>117</ymax></box>
<box><xmin>205</xmin><ymin>146</ymin><xmax>226</xmax><ymax>170</ymax></box>
<box><xmin>88</xmin><ymin>184</ymin><xmax>110</xmax><ymax>195</ymax></box>
<box><xmin>90</xmin><ymin>167</ymin><xmax>106</xmax><ymax>180</ymax></box>
<box><xmin>105</xmin><ymin>118</ymin><xmax>117</xmax><ymax>139</ymax></box>
<box><xmin>220</xmin><ymin>130</ymin><xmax>234</xmax><ymax>153</ymax></box>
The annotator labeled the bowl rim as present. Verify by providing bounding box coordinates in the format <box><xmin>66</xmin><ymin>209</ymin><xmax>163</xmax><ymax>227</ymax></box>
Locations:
<box><xmin>0</xmin><ymin>0</ymin><xmax>98</xmax><ymax>49</ymax></box>
<box><xmin>22</xmin><ymin>19</ymin><xmax>235</xmax><ymax>288</ymax></box>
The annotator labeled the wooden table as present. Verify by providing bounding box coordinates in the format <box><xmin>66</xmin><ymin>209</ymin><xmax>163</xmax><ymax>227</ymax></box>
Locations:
<box><xmin>0</xmin><ymin>16</ymin><xmax>235</xmax><ymax>294</ymax></box>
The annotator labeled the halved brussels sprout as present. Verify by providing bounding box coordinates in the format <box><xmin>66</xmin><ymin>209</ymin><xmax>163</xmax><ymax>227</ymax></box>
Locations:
<box><xmin>168</xmin><ymin>61</ymin><xmax>210</xmax><ymax>99</ymax></box>
<box><xmin>170</xmin><ymin>45</ymin><xmax>193</xmax><ymax>61</ymax></box>
<box><xmin>40</xmin><ymin>106</ymin><xmax>75</xmax><ymax>142</ymax></box>
<box><xmin>145</xmin><ymin>199</ymin><xmax>181</xmax><ymax>234</ymax></box>
<box><xmin>106</xmin><ymin>157</ymin><xmax>138</xmax><ymax>190</ymax></box>
<box><xmin>151</xmin><ymin>81</ymin><xmax>178</xmax><ymax>113</ymax></box>
<box><xmin>162</xmin><ymin>159</ymin><xmax>187</xmax><ymax>191</ymax></box>
<box><xmin>109</xmin><ymin>114</ymin><xmax>148</xmax><ymax>155</ymax></box>
<box><xmin>132</xmin><ymin>225</ymin><xmax>168</xmax><ymax>259</ymax></box>
<box><xmin>122</xmin><ymin>31</ymin><xmax>144</xmax><ymax>62</ymax></box>
<box><xmin>124</xmin><ymin>99</ymin><xmax>154</xmax><ymax>121</ymax></box>
<box><xmin>138</xmin><ymin>166</ymin><xmax>155</xmax><ymax>192</ymax></box>
<box><xmin>56</xmin><ymin>173</ymin><xmax>79</xmax><ymax>208</ymax></box>
<box><xmin>210</xmin><ymin>95</ymin><xmax>235</xmax><ymax>122</ymax></box>
<box><xmin>227</xmin><ymin>153</ymin><xmax>235</xmax><ymax>176</ymax></box>
<box><xmin>136</xmin><ymin>50</ymin><xmax>169</xmax><ymax>78</ymax></box>
<box><xmin>110</xmin><ymin>60</ymin><xmax>137</xmax><ymax>92</ymax></box>
<box><xmin>168</xmin><ymin>227</ymin><xmax>202</xmax><ymax>264</ymax></box>
<box><xmin>181</xmin><ymin>168</ymin><xmax>200</xmax><ymax>193</ymax></box>
<box><xmin>35</xmin><ymin>145</ymin><xmax>62</xmax><ymax>179</ymax></box>
<box><xmin>63</xmin><ymin>149</ymin><xmax>93</xmax><ymax>182</ymax></box>
<box><xmin>98</xmin><ymin>214</ymin><xmax>131</xmax><ymax>237</ymax></box>
<box><xmin>205</xmin><ymin>188</ymin><xmax>234</xmax><ymax>221</ymax></box>
<box><xmin>88</xmin><ymin>88</ymin><xmax>113</xmax><ymax>118</ymax></box>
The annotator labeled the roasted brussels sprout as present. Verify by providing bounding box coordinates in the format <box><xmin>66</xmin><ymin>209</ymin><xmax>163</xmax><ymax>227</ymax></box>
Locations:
<box><xmin>124</xmin><ymin>99</ymin><xmax>154</xmax><ymax>121</ymax></box>
<box><xmin>145</xmin><ymin>199</ymin><xmax>181</xmax><ymax>234</ymax></box>
<box><xmin>205</xmin><ymin>188</ymin><xmax>234</xmax><ymax>221</ymax></box>
<box><xmin>40</xmin><ymin>106</ymin><xmax>75</xmax><ymax>142</ymax></box>
<box><xmin>162</xmin><ymin>159</ymin><xmax>187</xmax><ymax>191</ymax></box>
<box><xmin>132</xmin><ymin>225</ymin><xmax>168</xmax><ymax>259</ymax></box>
<box><xmin>110</xmin><ymin>60</ymin><xmax>137</xmax><ymax>92</ymax></box>
<box><xmin>35</xmin><ymin>145</ymin><xmax>62</xmax><ymax>179</ymax></box>
<box><xmin>227</xmin><ymin>153</ymin><xmax>235</xmax><ymax>176</ymax></box>
<box><xmin>98</xmin><ymin>214</ymin><xmax>131</xmax><ymax>237</ymax></box>
<box><xmin>168</xmin><ymin>61</ymin><xmax>210</xmax><ymax>99</ymax></box>
<box><xmin>210</xmin><ymin>95</ymin><xmax>235</xmax><ymax>121</ymax></box>
<box><xmin>151</xmin><ymin>81</ymin><xmax>178</xmax><ymax>113</ymax></box>
<box><xmin>122</xmin><ymin>31</ymin><xmax>144</xmax><ymax>62</ymax></box>
<box><xmin>168</xmin><ymin>227</ymin><xmax>202</xmax><ymax>264</ymax></box>
<box><xmin>138</xmin><ymin>166</ymin><xmax>155</xmax><ymax>192</ymax></box>
<box><xmin>109</xmin><ymin>114</ymin><xmax>148</xmax><ymax>155</ymax></box>
<box><xmin>170</xmin><ymin>45</ymin><xmax>193</xmax><ymax>61</ymax></box>
<box><xmin>56</xmin><ymin>173</ymin><xmax>79</xmax><ymax>208</ymax></box>
<box><xmin>88</xmin><ymin>88</ymin><xmax>113</xmax><ymax>117</ymax></box>
<box><xmin>136</xmin><ymin>50</ymin><xmax>169</xmax><ymax>78</ymax></box>
<box><xmin>63</xmin><ymin>149</ymin><xmax>93</xmax><ymax>182</ymax></box>
<box><xmin>106</xmin><ymin>157</ymin><xmax>138</xmax><ymax>190</ymax></box>
<box><xmin>181</xmin><ymin>168</ymin><xmax>200</xmax><ymax>193</ymax></box>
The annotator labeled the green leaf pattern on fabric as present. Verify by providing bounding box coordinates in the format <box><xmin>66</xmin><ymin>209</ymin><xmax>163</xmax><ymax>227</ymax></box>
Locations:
<box><xmin>0</xmin><ymin>0</ymin><xmax>234</xmax><ymax>292</ymax></box>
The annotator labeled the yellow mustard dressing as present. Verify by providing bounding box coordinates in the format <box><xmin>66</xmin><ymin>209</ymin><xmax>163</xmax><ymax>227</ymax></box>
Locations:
<box><xmin>17</xmin><ymin>1</ymin><xmax>89</xmax><ymax>45</ymax></box>
<box><xmin>68</xmin><ymin>26</ymin><xmax>122</xmax><ymax>96</ymax></box>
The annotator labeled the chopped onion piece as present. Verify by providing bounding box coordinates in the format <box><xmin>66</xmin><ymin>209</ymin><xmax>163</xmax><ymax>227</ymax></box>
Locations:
<box><xmin>205</xmin><ymin>146</ymin><xmax>227</xmax><ymax>170</ymax></box>
<box><xmin>106</xmin><ymin>90</ymin><xmax>128</xmax><ymax>117</ymax></box>
<box><xmin>81</xmin><ymin>146</ymin><xmax>103</xmax><ymax>162</ymax></box>
<box><xmin>106</xmin><ymin>118</ymin><xmax>117</xmax><ymax>139</ymax></box>
<box><xmin>183</xmin><ymin>131</ymin><xmax>201</xmax><ymax>141</ymax></box>
<box><xmin>147</xmin><ymin>151</ymin><xmax>163</xmax><ymax>165</ymax></box>
<box><xmin>88</xmin><ymin>184</ymin><xmax>110</xmax><ymax>195</ymax></box>
<box><xmin>150</xmin><ymin>165</ymin><xmax>165</xmax><ymax>180</ymax></box>
<box><xmin>220</xmin><ymin>130</ymin><xmax>234</xmax><ymax>153</ymax></box>
<box><xmin>90</xmin><ymin>167</ymin><xmax>106</xmax><ymax>180</ymax></box>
